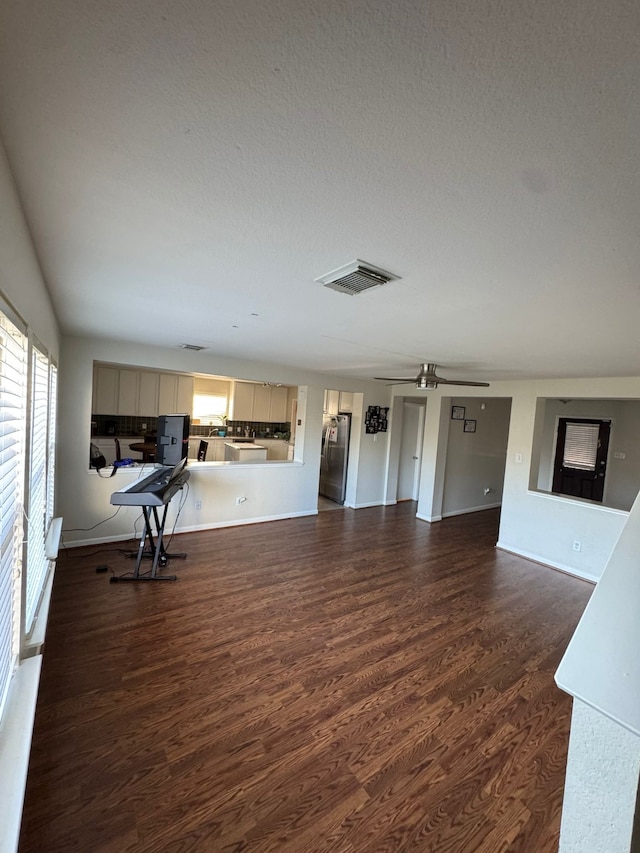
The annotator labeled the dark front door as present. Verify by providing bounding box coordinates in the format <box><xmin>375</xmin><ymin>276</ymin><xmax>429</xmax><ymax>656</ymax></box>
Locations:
<box><xmin>552</xmin><ymin>418</ymin><xmax>610</xmax><ymax>502</ymax></box>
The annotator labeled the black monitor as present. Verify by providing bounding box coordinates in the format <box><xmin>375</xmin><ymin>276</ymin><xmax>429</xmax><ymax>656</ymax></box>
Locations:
<box><xmin>156</xmin><ymin>414</ymin><xmax>190</xmax><ymax>466</ymax></box>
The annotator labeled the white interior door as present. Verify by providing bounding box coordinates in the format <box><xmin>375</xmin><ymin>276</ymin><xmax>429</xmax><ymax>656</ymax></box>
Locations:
<box><xmin>397</xmin><ymin>402</ymin><xmax>425</xmax><ymax>501</ymax></box>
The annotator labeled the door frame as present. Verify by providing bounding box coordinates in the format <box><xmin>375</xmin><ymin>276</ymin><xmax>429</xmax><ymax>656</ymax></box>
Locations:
<box><xmin>397</xmin><ymin>401</ymin><xmax>426</xmax><ymax>501</ymax></box>
<box><xmin>552</xmin><ymin>417</ymin><xmax>611</xmax><ymax>503</ymax></box>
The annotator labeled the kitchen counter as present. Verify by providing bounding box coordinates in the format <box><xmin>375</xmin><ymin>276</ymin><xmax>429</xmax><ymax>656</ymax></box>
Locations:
<box><xmin>187</xmin><ymin>436</ymin><xmax>290</xmax><ymax>461</ymax></box>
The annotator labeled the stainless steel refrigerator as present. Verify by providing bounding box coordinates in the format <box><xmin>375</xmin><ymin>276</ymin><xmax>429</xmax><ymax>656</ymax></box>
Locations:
<box><xmin>319</xmin><ymin>414</ymin><xmax>351</xmax><ymax>504</ymax></box>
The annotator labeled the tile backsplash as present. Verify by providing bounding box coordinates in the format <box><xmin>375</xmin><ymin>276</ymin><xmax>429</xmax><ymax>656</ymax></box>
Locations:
<box><xmin>92</xmin><ymin>414</ymin><xmax>290</xmax><ymax>438</ymax></box>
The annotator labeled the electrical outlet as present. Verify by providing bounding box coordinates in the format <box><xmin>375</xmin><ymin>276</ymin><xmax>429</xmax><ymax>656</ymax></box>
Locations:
<box><xmin>195</xmin><ymin>500</ymin><xmax>202</xmax><ymax>510</ymax></box>
<box><xmin>515</xmin><ymin>452</ymin><xmax>523</xmax><ymax>464</ymax></box>
<box><xmin>572</xmin><ymin>540</ymin><xmax>581</xmax><ymax>552</ymax></box>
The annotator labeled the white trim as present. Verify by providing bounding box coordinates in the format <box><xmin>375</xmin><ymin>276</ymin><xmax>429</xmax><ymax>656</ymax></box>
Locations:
<box><xmin>416</xmin><ymin>512</ymin><xmax>442</xmax><ymax>523</ymax></box>
<box><xmin>44</xmin><ymin>517</ymin><xmax>63</xmax><ymax>560</ymax></box>
<box><xmin>383</xmin><ymin>500</ymin><xmax>398</xmax><ymax>506</ymax></box>
<box><xmin>0</xmin><ymin>655</ymin><xmax>42</xmax><ymax>853</ymax></box>
<box><xmin>496</xmin><ymin>542</ymin><xmax>599</xmax><ymax>584</ymax></box>
<box><xmin>63</xmin><ymin>509</ymin><xmax>319</xmax><ymax>547</ymax></box>
<box><xmin>23</xmin><ymin>566</ymin><xmax>55</xmax><ymax>657</ymax></box>
<box><xmin>527</xmin><ymin>488</ymin><xmax>630</xmax><ymax>517</ymax></box>
<box><xmin>442</xmin><ymin>502</ymin><xmax>502</xmax><ymax>518</ymax></box>
<box><xmin>349</xmin><ymin>501</ymin><xmax>385</xmax><ymax>509</ymax></box>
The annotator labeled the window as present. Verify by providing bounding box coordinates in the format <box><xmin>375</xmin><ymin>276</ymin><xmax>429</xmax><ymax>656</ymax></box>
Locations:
<box><xmin>25</xmin><ymin>344</ymin><xmax>52</xmax><ymax>633</ymax></box>
<box><xmin>0</xmin><ymin>301</ymin><xmax>58</xmax><ymax>724</ymax></box>
<box><xmin>562</xmin><ymin>421</ymin><xmax>600</xmax><ymax>471</ymax></box>
<box><xmin>192</xmin><ymin>393</ymin><xmax>227</xmax><ymax>424</ymax></box>
<box><xmin>0</xmin><ymin>309</ymin><xmax>27</xmax><ymax>720</ymax></box>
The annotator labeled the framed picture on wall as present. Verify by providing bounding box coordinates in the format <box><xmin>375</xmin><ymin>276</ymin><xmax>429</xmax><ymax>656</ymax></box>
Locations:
<box><xmin>463</xmin><ymin>419</ymin><xmax>477</xmax><ymax>433</ymax></box>
<box><xmin>451</xmin><ymin>405</ymin><xmax>465</xmax><ymax>420</ymax></box>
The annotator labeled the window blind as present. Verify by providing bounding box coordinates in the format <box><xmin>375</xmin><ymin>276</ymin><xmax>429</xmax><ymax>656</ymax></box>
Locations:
<box><xmin>25</xmin><ymin>346</ymin><xmax>50</xmax><ymax>634</ymax></box>
<box><xmin>562</xmin><ymin>422</ymin><xmax>600</xmax><ymax>471</ymax></box>
<box><xmin>0</xmin><ymin>311</ymin><xmax>27</xmax><ymax>720</ymax></box>
<box><xmin>47</xmin><ymin>363</ymin><xmax>57</xmax><ymax>525</ymax></box>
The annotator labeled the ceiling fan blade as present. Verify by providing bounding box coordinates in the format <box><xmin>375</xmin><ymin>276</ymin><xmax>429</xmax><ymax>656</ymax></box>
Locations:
<box><xmin>437</xmin><ymin>378</ymin><xmax>490</xmax><ymax>387</ymax></box>
<box><xmin>374</xmin><ymin>377</ymin><xmax>417</xmax><ymax>383</ymax></box>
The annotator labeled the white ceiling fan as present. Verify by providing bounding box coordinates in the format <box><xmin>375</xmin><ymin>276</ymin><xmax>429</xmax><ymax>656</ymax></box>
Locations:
<box><xmin>374</xmin><ymin>362</ymin><xmax>490</xmax><ymax>389</ymax></box>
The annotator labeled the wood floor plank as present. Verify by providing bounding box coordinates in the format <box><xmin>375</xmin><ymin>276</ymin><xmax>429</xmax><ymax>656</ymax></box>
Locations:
<box><xmin>19</xmin><ymin>504</ymin><xmax>591</xmax><ymax>852</ymax></box>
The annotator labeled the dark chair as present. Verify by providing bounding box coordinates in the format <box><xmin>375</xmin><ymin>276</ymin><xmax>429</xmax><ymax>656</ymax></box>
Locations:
<box><xmin>197</xmin><ymin>440</ymin><xmax>208</xmax><ymax>461</ymax></box>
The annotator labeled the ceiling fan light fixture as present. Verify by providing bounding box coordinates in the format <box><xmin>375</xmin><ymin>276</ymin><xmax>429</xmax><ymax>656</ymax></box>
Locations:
<box><xmin>315</xmin><ymin>259</ymin><xmax>400</xmax><ymax>296</ymax></box>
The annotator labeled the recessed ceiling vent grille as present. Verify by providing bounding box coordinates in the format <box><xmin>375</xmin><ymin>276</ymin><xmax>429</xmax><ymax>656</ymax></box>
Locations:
<box><xmin>315</xmin><ymin>260</ymin><xmax>399</xmax><ymax>295</ymax></box>
<box><xmin>178</xmin><ymin>343</ymin><xmax>206</xmax><ymax>351</ymax></box>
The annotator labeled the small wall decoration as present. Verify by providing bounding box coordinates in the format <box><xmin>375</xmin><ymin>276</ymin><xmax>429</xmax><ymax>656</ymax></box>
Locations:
<box><xmin>451</xmin><ymin>405</ymin><xmax>465</xmax><ymax>420</ymax></box>
<box><xmin>463</xmin><ymin>419</ymin><xmax>477</xmax><ymax>433</ymax></box>
<box><xmin>365</xmin><ymin>405</ymin><xmax>389</xmax><ymax>434</ymax></box>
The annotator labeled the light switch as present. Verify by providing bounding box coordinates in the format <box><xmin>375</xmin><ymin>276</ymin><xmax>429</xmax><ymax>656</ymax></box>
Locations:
<box><xmin>515</xmin><ymin>452</ymin><xmax>523</xmax><ymax>464</ymax></box>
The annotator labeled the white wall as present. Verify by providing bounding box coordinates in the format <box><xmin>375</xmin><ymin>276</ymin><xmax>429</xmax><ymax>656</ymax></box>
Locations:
<box><xmin>441</xmin><ymin>396</ymin><xmax>511</xmax><ymax>517</ymax></box>
<box><xmin>58</xmin><ymin>336</ymin><xmax>391</xmax><ymax>543</ymax></box>
<box><xmin>559</xmin><ymin>700</ymin><xmax>640</xmax><ymax>853</ymax></box>
<box><xmin>0</xmin><ymin>141</ymin><xmax>59</xmax><ymax>355</ymax></box>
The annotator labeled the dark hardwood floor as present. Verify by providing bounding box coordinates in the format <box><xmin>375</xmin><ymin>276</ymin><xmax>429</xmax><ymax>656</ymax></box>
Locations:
<box><xmin>19</xmin><ymin>504</ymin><xmax>592</xmax><ymax>852</ymax></box>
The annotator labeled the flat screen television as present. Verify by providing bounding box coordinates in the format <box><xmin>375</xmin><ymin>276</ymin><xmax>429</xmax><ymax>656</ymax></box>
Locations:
<box><xmin>156</xmin><ymin>413</ymin><xmax>190</xmax><ymax>466</ymax></box>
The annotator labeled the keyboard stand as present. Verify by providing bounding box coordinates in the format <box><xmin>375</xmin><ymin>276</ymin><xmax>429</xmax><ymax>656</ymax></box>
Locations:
<box><xmin>110</xmin><ymin>504</ymin><xmax>187</xmax><ymax>582</ymax></box>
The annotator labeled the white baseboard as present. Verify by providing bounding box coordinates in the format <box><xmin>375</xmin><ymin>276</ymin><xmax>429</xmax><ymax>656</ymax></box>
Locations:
<box><xmin>64</xmin><ymin>509</ymin><xmax>319</xmax><ymax>548</ymax></box>
<box><xmin>442</xmin><ymin>502</ymin><xmax>502</xmax><ymax>518</ymax></box>
<box><xmin>496</xmin><ymin>542</ymin><xmax>599</xmax><ymax>584</ymax></box>
<box><xmin>350</xmin><ymin>501</ymin><xmax>385</xmax><ymax>509</ymax></box>
<box><xmin>416</xmin><ymin>513</ymin><xmax>442</xmax><ymax>523</ymax></box>
<box><xmin>172</xmin><ymin>510</ymin><xmax>318</xmax><ymax>533</ymax></box>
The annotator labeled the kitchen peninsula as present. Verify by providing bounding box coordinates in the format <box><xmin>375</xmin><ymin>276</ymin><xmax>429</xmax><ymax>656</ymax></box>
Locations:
<box><xmin>224</xmin><ymin>442</ymin><xmax>268</xmax><ymax>462</ymax></box>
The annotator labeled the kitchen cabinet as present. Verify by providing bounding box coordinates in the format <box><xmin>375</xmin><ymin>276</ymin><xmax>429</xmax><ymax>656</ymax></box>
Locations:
<box><xmin>253</xmin><ymin>385</ymin><xmax>272</xmax><ymax>421</ymax></box>
<box><xmin>118</xmin><ymin>369</ymin><xmax>139</xmax><ymax>415</ymax></box>
<box><xmin>229</xmin><ymin>382</ymin><xmax>255</xmax><ymax>421</ymax></box>
<box><xmin>93</xmin><ymin>366</ymin><xmax>160</xmax><ymax>416</ymax></box>
<box><xmin>323</xmin><ymin>389</ymin><xmax>353</xmax><ymax>415</ymax></box>
<box><xmin>229</xmin><ymin>382</ymin><xmax>287</xmax><ymax>423</ymax></box>
<box><xmin>158</xmin><ymin>373</ymin><xmax>194</xmax><ymax>415</ymax></box>
<box><xmin>269</xmin><ymin>386</ymin><xmax>289</xmax><ymax>421</ymax></box>
<box><xmin>93</xmin><ymin>366</ymin><xmax>119</xmax><ymax>414</ymax></box>
<box><xmin>91</xmin><ymin>436</ymin><xmax>143</xmax><ymax>465</ymax></box>
<box><xmin>338</xmin><ymin>391</ymin><xmax>353</xmax><ymax>413</ymax></box>
<box><xmin>324</xmin><ymin>389</ymin><xmax>340</xmax><ymax>415</ymax></box>
<box><xmin>261</xmin><ymin>439</ymin><xmax>289</xmax><ymax>460</ymax></box>
<box><xmin>138</xmin><ymin>371</ymin><xmax>159</xmax><ymax>415</ymax></box>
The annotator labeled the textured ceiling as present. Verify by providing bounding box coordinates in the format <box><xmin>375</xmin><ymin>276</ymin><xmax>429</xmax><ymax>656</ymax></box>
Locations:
<box><xmin>0</xmin><ymin>0</ymin><xmax>639</xmax><ymax>382</ymax></box>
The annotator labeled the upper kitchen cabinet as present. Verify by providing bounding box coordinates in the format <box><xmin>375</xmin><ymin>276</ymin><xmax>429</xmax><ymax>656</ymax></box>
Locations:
<box><xmin>323</xmin><ymin>389</ymin><xmax>353</xmax><ymax>414</ymax></box>
<box><xmin>269</xmin><ymin>385</ymin><xmax>289</xmax><ymax>421</ymax></box>
<box><xmin>229</xmin><ymin>382</ymin><xmax>292</xmax><ymax>422</ymax></box>
<box><xmin>92</xmin><ymin>363</ymin><xmax>190</xmax><ymax>416</ymax></box>
<box><xmin>158</xmin><ymin>373</ymin><xmax>194</xmax><ymax>415</ymax></box>
<box><xmin>93</xmin><ymin>365</ymin><xmax>119</xmax><ymax>414</ymax></box>
<box><xmin>338</xmin><ymin>391</ymin><xmax>353</xmax><ymax>413</ymax></box>
<box><xmin>323</xmin><ymin>389</ymin><xmax>340</xmax><ymax>415</ymax></box>
<box><xmin>138</xmin><ymin>371</ymin><xmax>160</xmax><ymax>415</ymax></box>
<box><xmin>229</xmin><ymin>381</ymin><xmax>255</xmax><ymax>421</ymax></box>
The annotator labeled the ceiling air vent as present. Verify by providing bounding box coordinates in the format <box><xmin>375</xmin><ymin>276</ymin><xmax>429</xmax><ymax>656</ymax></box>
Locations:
<box><xmin>178</xmin><ymin>343</ymin><xmax>206</xmax><ymax>351</ymax></box>
<box><xmin>315</xmin><ymin>260</ymin><xmax>400</xmax><ymax>295</ymax></box>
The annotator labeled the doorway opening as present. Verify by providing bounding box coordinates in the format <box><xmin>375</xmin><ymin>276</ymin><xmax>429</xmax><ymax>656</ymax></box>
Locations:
<box><xmin>552</xmin><ymin>418</ymin><xmax>610</xmax><ymax>502</ymax></box>
<box><xmin>397</xmin><ymin>402</ymin><xmax>426</xmax><ymax>501</ymax></box>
